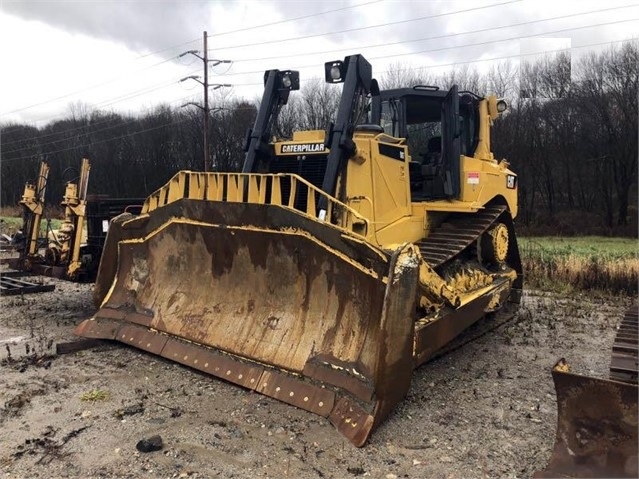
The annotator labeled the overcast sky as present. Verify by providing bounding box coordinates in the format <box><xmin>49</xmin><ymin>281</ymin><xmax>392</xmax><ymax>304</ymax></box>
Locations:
<box><xmin>0</xmin><ymin>0</ymin><xmax>637</xmax><ymax>127</ymax></box>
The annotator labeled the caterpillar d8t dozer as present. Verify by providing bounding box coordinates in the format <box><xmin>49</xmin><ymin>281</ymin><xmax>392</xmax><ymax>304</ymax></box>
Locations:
<box><xmin>76</xmin><ymin>54</ymin><xmax>522</xmax><ymax>446</ymax></box>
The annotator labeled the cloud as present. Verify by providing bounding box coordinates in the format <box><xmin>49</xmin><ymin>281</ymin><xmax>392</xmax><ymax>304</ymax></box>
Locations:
<box><xmin>2</xmin><ymin>0</ymin><xmax>210</xmax><ymax>55</ymax></box>
<box><xmin>1</xmin><ymin>0</ymin><xmax>637</xmax><ymax>125</ymax></box>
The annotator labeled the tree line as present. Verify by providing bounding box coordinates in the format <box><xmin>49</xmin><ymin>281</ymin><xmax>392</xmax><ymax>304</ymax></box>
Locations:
<box><xmin>1</xmin><ymin>42</ymin><xmax>636</xmax><ymax>236</ymax></box>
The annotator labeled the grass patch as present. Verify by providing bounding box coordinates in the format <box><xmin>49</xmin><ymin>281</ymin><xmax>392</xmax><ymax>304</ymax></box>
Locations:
<box><xmin>80</xmin><ymin>389</ymin><xmax>109</xmax><ymax>402</ymax></box>
<box><xmin>519</xmin><ymin>236</ymin><xmax>638</xmax><ymax>295</ymax></box>
<box><xmin>0</xmin><ymin>215</ymin><xmax>63</xmax><ymax>237</ymax></box>
<box><xmin>0</xmin><ymin>216</ymin><xmax>23</xmax><ymax>236</ymax></box>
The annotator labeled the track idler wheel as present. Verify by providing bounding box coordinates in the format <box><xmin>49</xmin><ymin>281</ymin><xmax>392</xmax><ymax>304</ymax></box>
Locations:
<box><xmin>480</xmin><ymin>222</ymin><xmax>509</xmax><ymax>264</ymax></box>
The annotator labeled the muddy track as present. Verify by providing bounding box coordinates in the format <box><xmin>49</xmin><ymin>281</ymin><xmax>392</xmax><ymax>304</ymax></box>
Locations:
<box><xmin>0</xmin><ymin>273</ymin><xmax>632</xmax><ymax>479</ymax></box>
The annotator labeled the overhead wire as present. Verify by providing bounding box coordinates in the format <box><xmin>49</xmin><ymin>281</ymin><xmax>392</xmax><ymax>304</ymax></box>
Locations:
<box><xmin>2</xmin><ymin>0</ymin><xmax>388</xmax><ymax>118</ymax></box>
<box><xmin>390</xmin><ymin>38</ymin><xmax>638</xmax><ymax>75</ymax></box>
<box><xmin>209</xmin><ymin>0</ymin><xmax>522</xmax><ymax>51</ymax></box>
<box><xmin>2</xmin><ymin>3</ymin><xmax>635</xmax><ymax>138</ymax></box>
<box><xmin>2</xmin><ymin>70</ymin><xmax>201</xmax><ymax>146</ymax></box>
<box><xmin>3</xmin><ymin>92</ymin><xmax>258</xmax><ymax>154</ymax></box>
<box><xmin>3</xmin><ymin>35</ymin><xmax>635</xmax><ymax>163</ymax></box>
<box><xmin>223</xmin><ymin>37</ymin><xmax>637</xmax><ymax>89</ymax></box>
<box><xmin>3</xmin><ymin>99</ymin><xmax>193</xmax><ymax>152</ymax></box>
<box><xmin>2</xmin><ymin>0</ymin><xmax>515</xmax><ymax>123</ymax></box>
<box><xmin>3</xmin><ymin>34</ymin><xmax>634</xmax><ymax>156</ymax></box>
<box><xmin>230</xmin><ymin>4</ymin><xmax>638</xmax><ymax>63</ymax></box>
<box><xmin>10</xmin><ymin>4</ymin><xmax>630</xmax><ymax>130</ymax></box>
<box><xmin>370</xmin><ymin>18</ymin><xmax>639</xmax><ymax>62</ymax></box>
<box><xmin>214</xmin><ymin>17</ymin><xmax>639</xmax><ymax>78</ymax></box>
<box><xmin>4</xmin><ymin>35</ymin><xmax>634</xmax><ymax>161</ymax></box>
<box><xmin>207</xmin><ymin>0</ymin><xmax>385</xmax><ymax>38</ymax></box>
<box><xmin>3</xmin><ymin>55</ymin><xmax>182</xmax><ymax>115</ymax></box>
<box><xmin>134</xmin><ymin>0</ymin><xmax>384</xmax><ymax>59</ymax></box>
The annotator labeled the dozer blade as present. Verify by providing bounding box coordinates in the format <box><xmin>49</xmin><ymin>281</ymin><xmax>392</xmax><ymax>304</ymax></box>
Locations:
<box><xmin>76</xmin><ymin>199</ymin><xmax>419</xmax><ymax>446</ymax></box>
<box><xmin>536</xmin><ymin>305</ymin><xmax>638</xmax><ymax>478</ymax></box>
<box><xmin>535</xmin><ymin>368</ymin><xmax>638</xmax><ymax>478</ymax></box>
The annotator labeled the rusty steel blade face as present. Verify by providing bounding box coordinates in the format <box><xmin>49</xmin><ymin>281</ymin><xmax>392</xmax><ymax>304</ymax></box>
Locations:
<box><xmin>108</xmin><ymin>221</ymin><xmax>387</xmax><ymax>375</ymax></box>
<box><xmin>76</xmin><ymin>200</ymin><xmax>420</xmax><ymax>447</ymax></box>
<box><xmin>535</xmin><ymin>370</ymin><xmax>638</xmax><ymax>478</ymax></box>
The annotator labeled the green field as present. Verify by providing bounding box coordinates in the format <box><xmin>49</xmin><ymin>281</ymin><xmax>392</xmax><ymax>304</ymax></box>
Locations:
<box><xmin>519</xmin><ymin>236</ymin><xmax>638</xmax><ymax>260</ymax></box>
<box><xmin>519</xmin><ymin>236</ymin><xmax>638</xmax><ymax>295</ymax></box>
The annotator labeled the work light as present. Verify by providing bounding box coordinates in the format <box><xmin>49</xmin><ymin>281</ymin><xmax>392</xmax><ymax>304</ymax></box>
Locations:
<box><xmin>278</xmin><ymin>70</ymin><xmax>299</xmax><ymax>90</ymax></box>
<box><xmin>325</xmin><ymin>60</ymin><xmax>346</xmax><ymax>83</ymax></box>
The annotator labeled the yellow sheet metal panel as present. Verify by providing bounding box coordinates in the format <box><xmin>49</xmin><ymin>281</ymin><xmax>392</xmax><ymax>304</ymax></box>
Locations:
<box><xmin>460</xmin><ymin>156</ymin><xmax>517</xmax><ymax>218</ymax></box>
<box><xmin>369</xmin><ymin>140</ymin><xmax>411</xmax><ymax>230</ymax></box>
<box><xmin>247</xmin><ymin>175</ymin><xmax>259</xmax><ymax>203</ymax></box>
<box><xmin>292</xmin><ymin>130</ymin><xmax>325</xmax><ymax>142</ymax></box>
<box><xmin>167</xmin><ymin>172</ymin><xmax>185</xmax><ymax>205</ymax></box>
<box><xmin>345</xmin><ymin>138</ymin><xmax>375</xmax><ymax>239</ymax></box>
<box><xmin>187</xmin><ymin>172</ymin><xmax>205</xmax><ymax>200</ymax></box>
<box><xmin>271</xmin><ymin>176</ymin><xmax>282</xmax><ymax>205</ymax></box>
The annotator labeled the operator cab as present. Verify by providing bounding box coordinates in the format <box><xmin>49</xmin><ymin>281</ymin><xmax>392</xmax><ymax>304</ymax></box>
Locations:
<box><xmin>371</xmin><ymin>85</ymin><xmax>481</xmax><ymax>201</ymax></box>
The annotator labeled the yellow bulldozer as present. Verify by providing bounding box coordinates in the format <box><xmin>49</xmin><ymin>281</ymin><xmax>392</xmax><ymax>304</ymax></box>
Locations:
<box><xmin>76</xmin><ymin>54</ymin><xmax>522</xmax><ymax>446</ymax></box>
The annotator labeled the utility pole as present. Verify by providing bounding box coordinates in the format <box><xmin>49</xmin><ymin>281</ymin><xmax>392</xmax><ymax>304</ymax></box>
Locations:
<box><xmin>203</xmin><ymin>31</ymin><xmax>209</xmax><ymax>172</ymax></box>
<box><xmin>179</xmin><ymin>31</ymin><xmax>231</xmax><ymax>172</ymax></box>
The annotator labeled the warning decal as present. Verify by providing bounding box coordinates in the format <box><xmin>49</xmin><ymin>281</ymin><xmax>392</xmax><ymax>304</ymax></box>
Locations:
<box><xmin>467</xmin><ymin>172</ymin><xmax>480</xmax><ymax>185</ymax></box>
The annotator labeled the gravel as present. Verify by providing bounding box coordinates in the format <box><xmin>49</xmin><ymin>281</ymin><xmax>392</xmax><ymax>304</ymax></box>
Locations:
<box><xmin>0</xmin><ymin>274</ymin><xmax>631</xmax><ymax>478</ymax></box>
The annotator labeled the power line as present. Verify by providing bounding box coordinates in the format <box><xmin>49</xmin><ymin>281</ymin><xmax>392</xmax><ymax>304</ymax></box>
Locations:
<box><xmin>3</xmin><ymin>55</ymin><xmax>182</xmax><ymax>115</ymax></box>
<box><xmin>2</xmin><ymin>0</ymin><xmax>388</xmax><ymax>118</ymax></box>
<box><xmin>211</xmin><ymin>0</ymin><xmax>522</xmax><ymax>51</ymax></box>
<box><xmin>208</xmin><ymin>0</ymin><xmax>385</xmax><ymax>38</ymax></box>
<box><xmin>10</xmin><ymin>11</ymin><xmax>630</xmax><ymax>129</ymax></box>
<box><xmin>134</xmin><ymin>0</ymin><xmax>384</xmax><ymax>59</ymax></box>
<box><xmin>3</xmin><ymin>35</ymin><xmax>633</xmax><ymax>147</ymax></box>
<box><xmin>2</xmin><ymin>37</ymin><xmax>634</xmax><ymax>162</ymax></box>
<box><xmin>2</xmin><ymin>92</ymin><xmax>204</xmax><ymax>151</ymax></box>
<box><xmin>3</xmin><ymin>94</ymin><xmax>259</xmax><ymax>157</ymax></box>
<box><xmin>0</xmin><ymin>0</ymin><xmax>519</xmax><ymax>125</ymax></box>
<box><xmin>178</xmin><ymin>32</ymin><xmax>233</xmax><ymax>172</ymax></box>
<box><xmin>3</xmin><ymin>31</ymin><xmax>634</xmax><ymax>144</ymax></box>
<box><xmin>206</xmin><ymin>18</ymin><xmax>639</xmax><ymax>79</ymax></box>
<box><xmin>0</xmin><ymin>1</ymin><xmax>546</xmax><ymax>128</ymax></box>
<box><xmin>2</xmin><ymin>0</ymin><xmax>517</xmax><ymax>121</ymax></box>
<box><xmin>224</xmin><ymin>38</ymin><xmax>637</xmax><ymax>88</ymax></box>
<box><xmin>1</xmin><ymin>69</ymin><xmax>201</xmax><ymax>135</ymax></box>
<box><xmin>372</xmin><ymin>18</ymin><xmax>639</xmax><ymax>62</ymax></box>
<box><xmin>231</xmin><ymin>5</ymin><xmax>638</xmax><ymax>63</ymax></box>
<box><xmin>389</xmin><ymin>38</ymin><xmax>638</xmax><ymax>74</ymax></box>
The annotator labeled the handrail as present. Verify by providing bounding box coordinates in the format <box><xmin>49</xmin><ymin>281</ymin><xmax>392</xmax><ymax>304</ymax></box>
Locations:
<box><xmin>141</xmin><ymin>171</ymin><xmax>369</xmax><ymax>237</ymax></box>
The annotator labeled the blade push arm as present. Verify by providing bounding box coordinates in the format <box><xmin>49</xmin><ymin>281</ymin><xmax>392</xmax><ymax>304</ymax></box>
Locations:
<box><xmin>319</xmin><ymin>54</ymin><xmax>378</xmax><ymax>219</ymax></box>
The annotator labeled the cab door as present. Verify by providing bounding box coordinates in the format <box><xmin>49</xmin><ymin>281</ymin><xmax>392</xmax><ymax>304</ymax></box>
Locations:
<box><xmin>442</xmin><ymin>85</ymin><xmax>461</xmax><ymax>198</ymax></box>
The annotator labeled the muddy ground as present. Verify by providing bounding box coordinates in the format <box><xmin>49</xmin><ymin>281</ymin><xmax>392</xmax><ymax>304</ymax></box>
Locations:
<box><xmin>0</xmin><ymin>272</ymin><xmax>632</xmax><ymax>479</ymax></box>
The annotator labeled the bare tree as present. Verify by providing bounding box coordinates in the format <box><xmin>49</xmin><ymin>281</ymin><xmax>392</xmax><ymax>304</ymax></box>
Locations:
<box><xmin>486</xmin><ymin>60</ymin><xmax>519</xmax><ymax>98</ymax></box>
